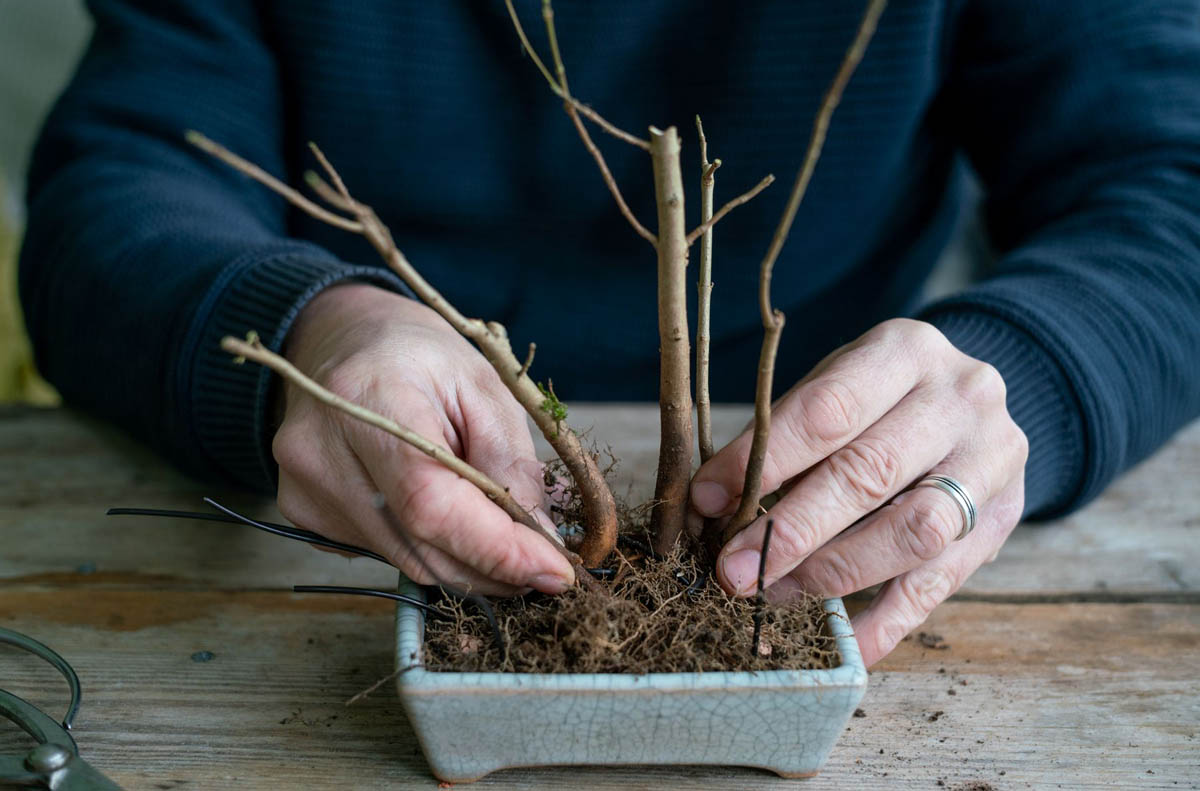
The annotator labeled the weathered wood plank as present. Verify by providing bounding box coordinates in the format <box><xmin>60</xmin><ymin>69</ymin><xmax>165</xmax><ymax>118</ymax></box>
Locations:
<box><xmin>2</xmin><ymin>406</ymin><xmax>1198</xmax><ymax>595</ymax></box>
<box><xmin>0</xmin><ymin>593</ymin><xmax>1196</xmax><ymax>789</ymax></box>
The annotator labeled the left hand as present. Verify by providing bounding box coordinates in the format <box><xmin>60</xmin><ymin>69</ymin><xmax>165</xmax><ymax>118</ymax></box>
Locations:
<box><xmin>689</xmin><ymin>318</ymin><xmax>1028</xmax><ymax>667</ymax></box>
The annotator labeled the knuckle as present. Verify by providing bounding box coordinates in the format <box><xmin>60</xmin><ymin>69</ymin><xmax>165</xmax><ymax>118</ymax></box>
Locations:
<box><xmin>479</xmin><ymin>538</ymin><xmax>534</xmax><ymax>585</ymax></box>
<box><xmin>813</xmin><ymin>550</ymin><xmax>863</xmax><ymax>597</ymax></box>
<box><xmin>869</xmin><ymin>317</ymin><xmax>911</xmax><ymax>346</ymax></box>
<box><xmin>894</xmin><ymin>496</ymin><xmax>957</xmax><ymax>562</ymax></box>
<box><xmin>271</xmin><ymin>420</ymin><xmax>309</xmax><ymax>472</ymax></box>
<box><xmin>955</xmin><ymin>361</ymin><xmax>1007</xmax><ymax>409</ymax></box>
<box><xmin>802</xmin><ymin>378</ymin><xmax>862</xmax><ymax>446</ymax></box>
<box><xmin>1011</xmin><ymin>422</ymin><xmax>1030</xmax><ymax>465</ymax></box>
<box><xmin>393</xmin><ymin>472</ymin><xmax>454</xmax><ymax>542</ymax></box>
<box><xmin>897</xmin><ymin>564</ymin><xmax>956</xmax><ymax>618</ymax></box>
<box><xmin>319</xmin><ymin>363</ymin><xmax>371</xmax><ymax>403</ymax></box>
<box><xmin>765</xmin><ymin>503</ymin><xmax>821</xmax><ymax>564</ymax></box>
<box><xmin>908</xmin><ymin>320</ymin><xmax>948</xmax><ymax>351</ymax></box>
<box><xmin>826</xmin><ymin>436</ymin><xmax>903</xmax><ymax>505</ymax></box>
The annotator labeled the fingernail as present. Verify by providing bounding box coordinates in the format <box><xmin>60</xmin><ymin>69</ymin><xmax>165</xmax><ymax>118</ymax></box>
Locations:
<box><xmin>721</xmin><ymin>549</ymin><xmax>761</xmax><ymax>596</ymax></box>
<box><xmin>529</xmin><ymin>573</ymin><xmax>572</xmax><ymax>594</ymax></box>
<box><xmin>692</xmin><ymin>481</ymin><xmax>731</xmax><ymax>516</ymax></box>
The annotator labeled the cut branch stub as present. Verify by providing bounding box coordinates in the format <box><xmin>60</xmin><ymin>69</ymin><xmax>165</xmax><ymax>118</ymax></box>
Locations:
<box><xmin>648</xmin><ymin>126</ymin><xmax>694</xmax><ymax>556</ymax></box>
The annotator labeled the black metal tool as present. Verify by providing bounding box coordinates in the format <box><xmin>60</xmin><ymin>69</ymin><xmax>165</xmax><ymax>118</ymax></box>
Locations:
<box><xmin>0</xmin><ymin>627</ymin><xmax>123</xmax><ymax>790</ymax></box>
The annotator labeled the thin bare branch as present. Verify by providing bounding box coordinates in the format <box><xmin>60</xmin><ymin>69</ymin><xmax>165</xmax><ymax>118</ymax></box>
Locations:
<box><xmin>695</xmin><ymin>115</ymin><xmax>716</xmax><ymax>465</ymax></box>
<box><xmin>565</xmin><ymin>103</ymin><xmax>657</xmax><ymax>246</ymax></box>
<box><xmin>504</xmin><ymin>0</ymin><xmax>560</xmax><ymax>95</ymax></box>
<box><xmin>224</xmin><ymin>336</ymin><xmax>531</xmax><ymax>529</ymax></box>
<box><xmin>723</xmin><ymin>312</ymin><xmax>784</xmax><ymax>543</ymax></box>
<box><xmin>537</xmin><ymin>0</ymin><xmax>657</xmax><ymax>245</ymax></box>
<box><xmin>186</xmin><ymin>131</ymin><xmax>362</xmax><ymax>233</ymax></box>
<box><xmin>754</xmin><ymin>0</ymin><xmax>887</xmax><ymax>324</ymax></box>
<box><xmin>503</xmin><ymin>0</ymin><xmax>650</xmax><ymax>151</ymax></box>
<box><xmin>685</xmin><ymin>173</ymin><xmax>775</xmax><ymax>246</ymax></box>
<box><xmin>574</xmin><ymin>103</ymin><xmax>652</xmax><ymax>151</ymax></box>
<box><xmin>727</xmin><ymin>0</ymin><xmax>887</xmax><ymax>539</ymax></box>
<box><xmin>501</xmin><ymin>0</ymin><xmax>656</xmax><ymax>244</ymax></box>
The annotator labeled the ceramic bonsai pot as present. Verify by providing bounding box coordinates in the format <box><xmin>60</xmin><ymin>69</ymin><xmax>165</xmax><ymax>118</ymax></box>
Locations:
<box><xmin>394</xmin><ymin>576</ymin><xmax>867</xmax><ymax>782</ymax></box>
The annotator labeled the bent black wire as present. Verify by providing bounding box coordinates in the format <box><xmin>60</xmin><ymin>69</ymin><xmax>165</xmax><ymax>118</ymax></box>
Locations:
<box><xmin>292</xmin><ymin>585</ymin><xmax>440</xmax><ymax>614</ymax></box>
<box><xmin>107</xmin><ymin>500</ymin><xmax>389</xmax><ymax>563</ymax></box>
<box><xmin>109</xmin><ymin>498</ymin><xmax>506</xmax><ymax>654</ymax></box>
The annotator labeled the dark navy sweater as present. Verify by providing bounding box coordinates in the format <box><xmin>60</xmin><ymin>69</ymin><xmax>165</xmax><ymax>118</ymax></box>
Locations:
<box><xmin>20</xmin><ymin>0</ymin><xmax>1200</xmax><ymax>518</ymax></box>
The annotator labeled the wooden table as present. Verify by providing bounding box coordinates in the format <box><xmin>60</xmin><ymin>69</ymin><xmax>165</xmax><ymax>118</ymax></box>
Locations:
<box><xmin>1</xmin><ymin>405</ymin><xmax>1197</xmax><ymax>789</ymax></box>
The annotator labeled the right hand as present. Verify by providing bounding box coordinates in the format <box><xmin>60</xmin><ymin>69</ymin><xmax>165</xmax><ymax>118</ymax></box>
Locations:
<box><xmin>273</xmin><ymin>283</ymin><xmax>575</xmax><ymax>596</ymax></box>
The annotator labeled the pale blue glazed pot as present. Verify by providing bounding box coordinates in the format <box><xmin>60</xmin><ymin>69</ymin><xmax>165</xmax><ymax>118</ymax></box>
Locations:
<box><xmin>394</xmin><ymin>576</ymin><xmax>867</xmax><ymax>783</ymax></box>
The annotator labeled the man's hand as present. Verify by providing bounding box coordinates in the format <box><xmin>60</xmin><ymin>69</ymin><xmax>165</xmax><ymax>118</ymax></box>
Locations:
<box><xmin>273</xmin><ymin>284</ymin><xmax>574</xmax><ymax>596</ymax></box>
<box><xmin>691</xmin><ymin>319</ymin><xmax>1028</xmax><ymax>666</ymax></box>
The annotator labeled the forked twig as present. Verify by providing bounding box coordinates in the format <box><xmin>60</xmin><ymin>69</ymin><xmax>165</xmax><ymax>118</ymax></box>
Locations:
<box><xmin>186</xmin><ymin>131</ymin><xmax>361</xmax><ymax>233</ymax></box>
<box><xmin>187</xmin><ymin>131</ymin><xmax>619</xmax><ymax>571</ymax></box>
<box><xmin>503</xmin><ymin>0</ymin><xmax>651</xmax><ymax>151</ymax></box>
<box><xmin>505</xmin><ymin>0</ymin><xmax>657</xmax><ymax>246</ymax></box>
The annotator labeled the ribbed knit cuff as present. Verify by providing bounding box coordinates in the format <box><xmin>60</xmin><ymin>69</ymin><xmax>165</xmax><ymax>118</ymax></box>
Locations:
<box><xmin>921</xmin><ymin>306</ymin><xmax>1085</xmax><ymax>519</ymax></box>
<box><xmin>184</xmin><ymin>245</ymin><xmax>410</xmax><ymax>492</ymax></box>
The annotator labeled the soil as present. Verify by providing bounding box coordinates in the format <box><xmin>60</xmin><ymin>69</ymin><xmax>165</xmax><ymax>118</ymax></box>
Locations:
<box><xmin>423</xmin><ymin>469</ymin><xmax>841</xmax><ymax>674</ymax></box>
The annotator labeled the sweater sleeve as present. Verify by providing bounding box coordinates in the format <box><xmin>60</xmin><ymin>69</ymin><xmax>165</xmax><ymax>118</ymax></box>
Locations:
<box><xmin>920</xmin><ymin>0</ymin><xmax>1200</xmax><ymax>518</ymax></box>
<box><xmin>19</xmin><ymin>0</ymin><xmax>407</xmax><ymax>491</ymax></box>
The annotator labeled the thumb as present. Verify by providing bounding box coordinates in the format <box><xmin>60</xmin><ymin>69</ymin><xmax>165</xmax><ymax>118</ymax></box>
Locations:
<box><xmin>459</xmin><ymin>384</ymin><xmax>560</xmax><ymax>542</ymax></box>
<box><xmin>690</xmin><ymin>429</ymin><xmax>759</xmax><ymax>519</ymax></box>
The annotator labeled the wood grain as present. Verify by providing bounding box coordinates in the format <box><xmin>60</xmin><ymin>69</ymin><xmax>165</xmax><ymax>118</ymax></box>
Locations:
<box><xmin>2</xmin><ymin>407</ymin><xmax>1198</xmax><ymax>789</ymax></box>
<box><xmin>3</xmin><ymin>406</ymin><xmax>1196</xmax><ymax>595</ymax></box>
<box><xmin>0</xmin><ymin>593</ymin><xmax>1196</xmax><ymax>789</ymax></box>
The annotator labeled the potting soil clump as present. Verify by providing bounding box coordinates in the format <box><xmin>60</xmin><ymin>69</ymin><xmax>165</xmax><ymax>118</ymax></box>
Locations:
<box><xmin>424</xmin><ymin>461</ymin><xmax>841</xmax><ymax>674</ymax></box>
<box><xmin>424</xmin><ymin>547</ymin><xmax>840</xmax><ymax>673</ymax></box>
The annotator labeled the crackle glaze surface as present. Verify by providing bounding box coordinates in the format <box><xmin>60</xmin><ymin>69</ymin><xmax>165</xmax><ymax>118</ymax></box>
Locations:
<box><xmin>394</xmin><ymin>577</ymin><xmax>867</xmax><ymax>783</ymax></box>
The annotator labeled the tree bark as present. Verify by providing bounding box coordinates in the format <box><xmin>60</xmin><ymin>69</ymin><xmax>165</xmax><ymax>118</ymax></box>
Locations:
<box><xmin>648</xmin><ymin>126</ymin><xmax>694</xmax><ymax>556</ymax></box>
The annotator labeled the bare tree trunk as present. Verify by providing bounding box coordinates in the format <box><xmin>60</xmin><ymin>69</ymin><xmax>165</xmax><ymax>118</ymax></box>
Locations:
<box><xmin>648</xmin><ymin>126</ymin><xmax>694</xmax><ymax>556</ymax></box>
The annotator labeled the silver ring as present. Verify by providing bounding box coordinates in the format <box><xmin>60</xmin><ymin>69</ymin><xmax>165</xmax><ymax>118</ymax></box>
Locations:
<box><xmin>915</xmin><ymin>475</ymin><xmax>977</xmax><ymax>540</ymax></box>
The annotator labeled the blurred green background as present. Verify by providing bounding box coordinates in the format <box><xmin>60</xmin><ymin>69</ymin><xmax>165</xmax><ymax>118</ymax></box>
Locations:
<box><xmin>1</xmin><ymin>0</ymin><xmax>90</xmax><ymax>404</ymax></box>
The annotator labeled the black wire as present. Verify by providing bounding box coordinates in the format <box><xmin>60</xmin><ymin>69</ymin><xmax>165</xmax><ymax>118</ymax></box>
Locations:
<box><xmin>292</xmin><ymin>585</ymin><xmax>442</xmax><ymax>615</ymax></box>
<box><xmin>110</xmin><ymin>499</ymin><xmax>507</xmax><ymax>653</ymax></box>
<box><xmin>107</xmin><ymin>501</ymin><xmax>389</xmax><ymax>563</ymax></box>
<box><xmin>751</xmin><ymin>519</ymin><xmax>775</xmax><ymax>659</ymax></box>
